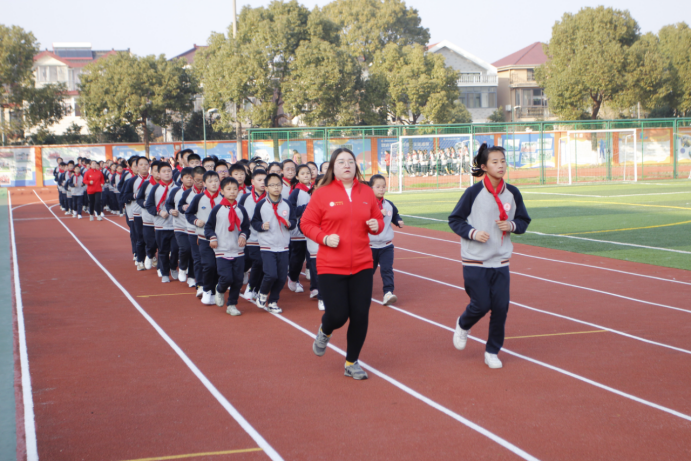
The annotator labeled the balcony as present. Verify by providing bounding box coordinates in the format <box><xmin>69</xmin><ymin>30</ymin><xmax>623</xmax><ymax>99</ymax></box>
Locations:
<box><xmin>457</xmin><ymin>74</ymin><xmax>497</xmax><ymax>86</ymax></box>
<box><xmin>510</xmin><ymin>72</ymin><xmax>537</xmax><ymax>87</ymax></box>
<box><xmin>514</xmin><ymin>106</ymin><xmax>553</xmax><ymax>120</ymax></box>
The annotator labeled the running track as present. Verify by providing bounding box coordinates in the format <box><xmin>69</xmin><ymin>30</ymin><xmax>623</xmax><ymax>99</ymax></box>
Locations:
<box><xmin>9</xmin><ymin>188</ymin><xmax>691</xmax><ymax>461</ymax></box>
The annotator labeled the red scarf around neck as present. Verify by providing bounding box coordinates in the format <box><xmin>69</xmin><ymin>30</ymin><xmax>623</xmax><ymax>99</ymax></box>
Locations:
<box><xmin>193</xmin><ymin>185</ymin><xmax>203</xmax><ymax>195</ymax></box>
<box><xmin>377</xmin><ymin>197</ymin><xmax>385</xmax><ymax>210</ymax></box>
<box><xmin>269</xmin><ymin>198</ymin><xmax>289</xmax><ymax>228</ymax></box>
<box><xmin>205</xmin><ymin>189</ymin><xmax>219</xmax><ymax>208</ymax></box>
<box><xmin>149</xmin><ymin>176</ymin><xmax>157</xmax><ymax>185</ymax></box>
<box><xmin>156</xmin><ymin>181</ymin><xmax>173</xmax><ymax>212</ymax></box>
<box><xmin>137</xmin><ymin>174</ymin><xmax>149</xmax><ymax>190</ymax></box>
<box><xmin>251</xmin><ymin>187</ymin><xmax>266</xmax><ymax>203</ymax></box>
<box><xmin>483</xmin><ymin>175</ymin><xmax>508</xmax><ymax>221</ymax></box>
<box><xmin>295</xmin><ymin>182</ymin><xmax>311</xmax><ymax>193</ymax></box>
<box><xmin>220</xmin><ymin>198</ymin><xmax>241</xmax><ymax>231</ymax></box>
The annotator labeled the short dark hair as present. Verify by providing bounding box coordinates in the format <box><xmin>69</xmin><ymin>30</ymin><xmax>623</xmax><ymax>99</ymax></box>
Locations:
<box><xmin>59</xmin><ymin>162</ymin><xmax>66</xmax><ymax>167</ymax></box>
<box><xmin>229</xmin><ymin>164</ymin><xmax>246</xmax><ymax>175</ymax></box>
<box><xmin>136</xmin><ymin>157</ymin><xmax>150</xmax><ymax>166</ymax></box>
<box><xmin>282</xmin><ymin>159</ymin><xmax>296</xmax><ymax>167</ymax></box>
<box><xmin>264</xmin><ymin>173</ymin><xmax>283</xmax><ymax>188</ymax></box>
<box><xmin>202</xmin><ymin>157</ymin><xmax>216</xmax><ymax>165</ymax></box>
<box><xmin>220</xmin><ymin>177</ymin><xmax>239</xmax><ymax>190</ymax></box>
<box><xmin>187</xmin><ymin>153</ymin><xmax>201</xmax><ymax>162</ymax></box>
<box><xmin>369</xmin><ymin>174</ymin><xmax>386</xmax><ymax>187</ymax></box>
<box><xmin>67</xmin><ymin>160</ymin><xmax>75</xmax><ymax>165</ymax></box>
<box><xmin>267</xmin><ymin>162</ymin><xmax>283</xmax><ymax>173</ymax></box>
<box><xmin>150</xmin><ymin>161</ymin><xmax>161</xmax><ymax>171</ymax></box>
<box><xmin>158</xmin><ymin>162</ymin><xmax>172</xmax><ymax>171</ymax></box>
<box><xmin>192</xmin><ymin>166</ymin><xmax>206</xmax><ymax>176</ymax></box>
<box><xmin>252</xmin><ymin>168</ymin><xmax>267</xmax><ymax>179</ymax></box>
<box><xmin>215</xmin><ymin>161</ymin><xmax>229</xmax><ymax>171</ymax></box>
<box><xmin>180</xmin><ymin>167</ymin><xmax>194</xmax><ymax>178</ymax></box>
<box><xmin>203</xmin><ymin>171</ymin><xmax>219</xmax><ymax>182</ymax></box>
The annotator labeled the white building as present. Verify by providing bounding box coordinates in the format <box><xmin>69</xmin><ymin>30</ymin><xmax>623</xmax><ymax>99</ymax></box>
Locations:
<box><xmin>427</xmin><ymin>40</ymin><xmax>498</xmax><ymax>123</ymax></box>
<box><xmin>32</xmin><ymin>43</ymin><xmax>129</xmax><ymax>135</ymax></box>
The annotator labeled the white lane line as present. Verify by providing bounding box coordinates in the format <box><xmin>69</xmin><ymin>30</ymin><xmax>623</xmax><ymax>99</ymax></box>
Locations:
<box><xmin>365</xmin><ymin>297</ymin><xmax>691</xmax><ymax>421</ymax></box>
<box><xmin>391</xmin><ymin>268</ymin><xmax>690</xmax><ymax>355</ymax></box>
<box><xmin>522</xmin><ymin>191</ymin><xmax>689</xmax><ymax>198</ymax></box>
<box><xmin>11</xmin><ymin>199</ymin><xmax>58</xmax><ymax>211</ymax></box>
<box><xmin>33</xmin><ymin>191</ymin><xmax>284</xmax><ymax>461</ymax></box>
<box><xmin>240</xmin><ymin>299</ymin><xmax>540</xmax><ymax>461</ymax></box>
<box><xmin>395</xmin><ymin>247</ymin><xmax>690</xmax><ymax>313</ymax></box>
<box><xmin>394</xmin><ymin>228</ymin><xmax>692</xmax><ymax>284</ymax></box>
<box><xmin>8</xmin><ymin>191</ymin><xmax>39</xmax><ymax>461</ymax></box>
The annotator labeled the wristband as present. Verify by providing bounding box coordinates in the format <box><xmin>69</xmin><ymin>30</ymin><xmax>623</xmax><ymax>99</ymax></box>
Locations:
<box><xmin>323</xmin><ymin>236</ymin><xmax>328</xmax><ymax>245</ymax></box>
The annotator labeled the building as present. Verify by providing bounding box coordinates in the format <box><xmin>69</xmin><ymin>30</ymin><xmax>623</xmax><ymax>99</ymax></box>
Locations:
<box><xmin>33</xmin><ymin>43</ymin><xmax>130</xmax><ymax>134</ymax></box>
<box><xmin>427</xmin><ymin>40</ymin><xmax>498</xmax><ymax>123</ymax></box>
<box><xmin>493</xmin><ymin>42</ymin><xmax>555</xmax><ymax>122</ymax></box>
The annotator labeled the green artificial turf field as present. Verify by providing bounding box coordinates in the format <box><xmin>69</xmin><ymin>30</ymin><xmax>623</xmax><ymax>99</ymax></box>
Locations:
<box><xmin>391</xmin><ymin>180</ymin><xmax>691</xmax><ymax>270</ymax></box>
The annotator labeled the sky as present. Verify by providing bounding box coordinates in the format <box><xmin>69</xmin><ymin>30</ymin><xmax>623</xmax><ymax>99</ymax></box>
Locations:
<box><xmin>5</xmin><ymin>0</ymin><xmax>691</xmax><ymax>64</ymax></box>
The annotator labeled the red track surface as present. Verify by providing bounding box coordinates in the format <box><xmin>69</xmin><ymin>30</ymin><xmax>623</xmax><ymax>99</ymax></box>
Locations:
<box><xmin>10</xmin><ymin>188</ymin><xmax>691</xmax><ymax>461</ymax></box>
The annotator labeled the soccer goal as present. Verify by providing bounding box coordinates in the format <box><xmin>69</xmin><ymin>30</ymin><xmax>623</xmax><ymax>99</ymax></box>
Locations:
<box><xmin>388</xmin><ymin>133</ymin><xmax>474</xmax><ymax>193</ymax></box>
<box><xmin>558</xmin><ymin>129</ymin><xmax>638</xmax><ymax>184</ymax></box>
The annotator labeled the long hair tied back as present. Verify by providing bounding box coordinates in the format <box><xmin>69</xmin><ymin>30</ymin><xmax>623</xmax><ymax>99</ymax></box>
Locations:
<box><xmin>471</xmin><ymin>143</ymin><xmax>506</xmax><ymax>178</ymax></box>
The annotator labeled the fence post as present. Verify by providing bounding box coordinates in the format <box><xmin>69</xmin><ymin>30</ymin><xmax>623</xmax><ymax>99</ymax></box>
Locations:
<box><xmin>673</xmin><ymin>119</ymin><xmax>678</xmax><ymax>179</ymax></box>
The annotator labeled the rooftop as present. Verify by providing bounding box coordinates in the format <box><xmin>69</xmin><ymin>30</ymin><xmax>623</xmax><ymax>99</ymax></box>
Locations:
<box><xmin>492</xmin><ymin>42</ymin><xmax>547</xmax><ymax>68</ymax></box>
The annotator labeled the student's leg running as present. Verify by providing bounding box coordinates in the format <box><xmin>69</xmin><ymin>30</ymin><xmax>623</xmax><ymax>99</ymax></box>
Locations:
<box><xmin>378</xmin><ymin>245</ymin><xmax>395</xmax><ymax>294</ymax></box>
<box><xmin>216</xmin><ymin>258</ymin><xmax>232</xmax><ymax>294</ymax></box>
<box><xmin>143</xmin><ymin>225</ymin><xmax>157</xmax><ymax>259</ymax></box>
<box><xmin>288</xmin><ymin>240</ymin><xmax>307</xmax><ymax>282</ymax></box>
<box><xmin>189</xmin><ymin>234</ymin><xmax>202</xmax><ymax>286</ymax></box>
<box><xmin>175</xmin><ymin>232</ymin><xmax>190</xmax><ymax>272</ymax></box>
<box><xmin>169</xmin><ymin>234</ymin><xmax>179</xmax><ymax>271</ymax></box>
<box><xmin>227</xmin><ymin>257</ymin><xmax>245</xmax><ymax>305</ymax></box>
<box><xmin>267</xmin><ymin>251</ymin><xmax>288</xmax><ymax>303</ymax></box>
<box><xmin>75</xmin><ymin>196</ymin><xmax>83</xmax><ymax>216</ymax></box>
<box><xmin>198</xmin><ymin>239</ymin><xmax>217</xmax><ymax>293</ymax></box>
<box><xmin>156</xmin><ymin>230</ymin><xmax>174</xmax><ymax>277</ymax></box>
<box><xmin>93</xmin><ymin>192</ymin><xmax>102</xmax><ymax>215</ymax></box>
<box><xmin>134</xmin><ymin>217</ymin><xmax>146</xmax><ymax>263</ymax></box>
<box><xmin>308</xmin><ymin>256</ymin><xmax>319</xmax><ymax>293</ymax></box>
<box><xmin>127</xmin><ymin>218</ymin><xmax>137</xmax><ymax>255</ymax></box>
<box><xmin>458</xmin><ymin>266</ymin><xmax>492</xmax><ymax>332</ymax></box>
<box><xmin>247</xmin><ymin>246</ymin><xmax>263</xmax><ymax>293</ymax></box>
<box><xmin>486</xmin><ymin>267</ymin><xmax>510</xmax><ymax>354</ymax></box>
<box><xmin>259</xmin><ymin>251</ymin><xmax>278</xmax><ymax>297</ymax></box>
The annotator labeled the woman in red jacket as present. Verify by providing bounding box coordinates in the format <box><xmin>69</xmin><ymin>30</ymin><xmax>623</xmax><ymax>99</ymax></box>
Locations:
<box><xmin>300</xmin><ymin>148</ymin><xmax>385</xmax><ymax>380</ymax></box>
<box><xmin>84</xmin><ymin>160</ymin><xmax>106</xmax><ymax>221</ymax></box>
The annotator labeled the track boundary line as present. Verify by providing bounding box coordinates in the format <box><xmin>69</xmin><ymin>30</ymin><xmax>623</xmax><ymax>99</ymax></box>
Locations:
<box><xmin>8</xmin><ymin>191</ymin><xmax>39</xmax><ymax>461</ymax></box>
<box><xmin>399</xmin><ymin>215</ymin><xmax>691</xmax><ymax>254</ymax></box>
<box><xmin>391</xmin><ymin>268</ymin><xmax>690</xmax><ymax>354</ymax></box>
<box><xmin>393</xmin><ymin>230</ymin><xmax>691</xmax><ymax>285</ymax></box>
<box><xmin>396</xmin><ymin>247</ymin><xmax>690</xmax><ymax>313</ymax></box>
<box><xmin>522</xmin><ymin>191</ymin><xmax>689</xmax><ymax>198</ymax></box>
<box><xmin>32</xmin><ymin>191</ymin><xmax>284</xmax><ymax>461</ymax></box>
<box><xmin>366</xmin><ymin>297</ymin><xmax>691</xmax><ymax>421</ymax></box>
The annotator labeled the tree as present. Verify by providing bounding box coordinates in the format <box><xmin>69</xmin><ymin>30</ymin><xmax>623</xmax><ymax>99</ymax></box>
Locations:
<box><xmin>0</xmin><ymin>24</ymin><xmax>68</xmax><ymax>142</ymax></box>
<box><xmin>370</xmin><ymin>43</ymin><xmax>463</xmax><ymax>124</ymax></box>
<box><xmin>79</xmin><ymin>53</ymin><xmax>197</xmax><ymax>155</ymax></box>
<box><xmin>322</xmin><ymin>0</ymin><xmax>430</xmax><ymax>66</ymax></box>
<box><xmin>536</xmin><ymin>7</ymin><xmax>643</xmax><ymax>120</ymax></box>
<box><xmin>487</xmin><ymin>107</ymin><xmax>505</xmax><ymax>123</ymax></box>
<box><xmin>655</xmin><ymin>23</ymin><xmax>691</xmax><ymax>116</ymax></box>
<box><xmin>170</xmin><ymin>110</ymin><xmax>234</xmax><ymax>141</ymax></box>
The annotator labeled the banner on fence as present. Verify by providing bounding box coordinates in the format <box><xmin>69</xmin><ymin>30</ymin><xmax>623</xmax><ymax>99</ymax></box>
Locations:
<box><xmin>501</xmin><ymin>133</ymin><xmax>555</xmax><ymax>168</ymax></box>
<box><xmin>0</xmin><ymin>147</ymin><xmax>36</xmax><ymax>187</ymax></box>
<box><xmin>41</xmin><ymin>146</ymin><xmax>106</xmax><ymax>186</ymax></box>
<box><xmin>183</xmin><ymin>142</ymin><xmax>238</xmax><ymax>163</ymax></box>
<box><xmin>113</xmin><ymin>144</ymin><xmax>176</xmax><ymax>160</ymax></box>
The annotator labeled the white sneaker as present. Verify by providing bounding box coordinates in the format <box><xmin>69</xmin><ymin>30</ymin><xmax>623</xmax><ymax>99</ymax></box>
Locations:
<box><xmin>305</xmin><ymin>270</ymin><xmax>310</xmax><ymax>281</ymax></box>
<box><xmin>214</xmin><ymin>287</ymin><xmax>225</xmax><ymax>307</ymax></box>
<box><xmin>161</xmin><ymin>276</ymin><xmax>170</xmax><ymax>283</ymax></box>
<box><xmin>178</xmin><ymin>270</ymin><xmax>187</xmax><ymax>283</ymax></box>
<box><xmin>453</xmin><ymin>317</ymin><xmax>469</xmax><ymax>351</ymax></box>
<box><xmin>157</xmin><ymin>269</ymin><xmax>162</xmax><ymax>278</ymax></box>
<box><xmin>243</xmin><ymin>271</ymin><xmax>249</xmax><ymax>285</ymax></box>
<box><xmin>89</xmin><ymin>215</ymin><xmax>94</xmax><ymax>221</ymax></box>
<box><xmin>136</xmin><ymin>262</ymin><xmax>146</xmax><ymax>271</ymax></box>
<box><xmin>484</xmin><ymin>352</ymin><xmax>503</xmax><ymax>369</ymax></box>
<box><xmin>309</xmin><ymin>289</ymin><xmax>319</xmax><ymax>299</ymax></box>
<box><xmin>288</xmin><ymin>279</ymin><xmax>304</xmax><ymax>293</ymax></box>
<box><xmin>97</xmin><ymin>216</ymin><xmax>103</xmax><ymax>221</ymax></box>
<box><xmin>77</xmin><ymin>215</ymin><xmax>82</xmax><ymax>219</ymax></box>
<box><xmin>151</xmin><ymin>257</ymin><xmax>158</xmax><ymax>268</ymax></box>
<box><xmin>266</xmin><ymin>302</ymin><xmax>282</xmax><ymax>314</ymax></box>
<box><xmin>64</xmin><ymin>211</ymin><xmax>71</xmax><ymax>215</ymax></box>
<box><xmin>383</xmin><ymin>292</ymin><xmax>397</xmax><ymax>306</ymax></box>
<box><xmin>201</xmin><ymin>291</ymin><xmax>214</xmax><ymax>305</ymax></box>
<box><xmin>226</xmin><ymin>305</ymin><xmax>241</xmax><ymax>316</ymax></box>
<box><xmin>196</xmin><ymin>286</ymin><xmax>204</xmax><ymax>298</ymax></box>
<box><xmin>243</xmin><ymin>285</ymin><xmax>254</xmax><ymax>300</ymax></box>
<box><xmin>170</xmin><ymin>269</ymin><xmax>179</xmax><ymax>281</ymax></box>
<box><xmin>318</xmin><ymin>300</ymin><xmax>325</xmax><ymax>311</ymax></box>
<box><xmin>144</xmin><ymin>257</ymin><xmax>152</xmax><ymax>270</ymax></box>
<box><xmin>188</xmin><ymin>278</ymin><xmax>197</xmax><ymax>288</ymax></box>
<box><xmin>256</xmin><ymin>293</ymin><xmax>267</xmax><ymax>309</ymax></box>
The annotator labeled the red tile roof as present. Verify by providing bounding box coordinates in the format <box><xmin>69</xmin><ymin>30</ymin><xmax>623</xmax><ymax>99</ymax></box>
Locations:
<box><xmin>171</xmin><ymin>44</ymin><xmax>207</xmax><ymax>64</ymax></box>
<box><xmin>492</xmin><ymin>42</ymin><xmax>547</xmax><ymax>68</ymax></box>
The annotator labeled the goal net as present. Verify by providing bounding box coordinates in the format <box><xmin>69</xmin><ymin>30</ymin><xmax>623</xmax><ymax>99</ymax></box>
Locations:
<box><xmin>388</xmin><ymin>134</ymin><xmax>474</xmax><ymax>193</ymax></box>
<box><xmin>558</xmin><ymin>129</ymin><xmax>637</xmax><ymax>184</ymax></box>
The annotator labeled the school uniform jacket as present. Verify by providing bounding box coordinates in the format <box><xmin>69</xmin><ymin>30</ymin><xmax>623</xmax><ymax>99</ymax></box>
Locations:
<box><xmin>369</xmin><ymin>199</ymin><xmax>402</xmax><ymax>249</ymax></box>
<box><xmin>63</xmin><ymin>171</ymin><xmax>74</xmax><ymax>197</ymax></box>
<box><xmin>185</xmin><ymin>192</ymin><xmax>221</xmax><ymax>239</ymax></box>
<box><xmin>118</xmin><ymin>170</ymin><xmax>134</xmax><ymax>194</ymax></box>
<box><xmin>204</xmin><ymin>202</ymin><xmax>251</xmax><ymax>259</ymax></box>
<box><xmin>68</xmin><ymin>174</ymin><xmax>86</xmax><ymax>196</ymax></box>
<box><xmin>281</xmin><ymin>179</ymin><xmax>292</xmax><ymax>200</ymax></box>
<box><xmin>129</xmin><ymin>175</ymin><xmax>150</xmax><ymax>217</ymax></box>
<box><xmin>145</xmin><ymin>182</ymin><xmax>175</xmax><ymax>231</ymax></box>
<box><xmin>111</xmin><ymin>172</ymin><xmax>123</xmax><ymax>194</ymax></box>
<box><xmin>448</xmin><ymin>180</ymin><xmax>531</xmax><ymax>268</ymax></box>
<box><xmin>84</xmin><ymin>169</ymin><xmax>105</xmax><ymax>194</ymax></box>
<box><xmin>165</xmin><ymin>186</ymin><xmax>190</xmax><ymax>233</ymax></box>
<box><xmin>136</xmin><ymin>178</ymin><xmax>158</xmax><ymax>225</ymax></box>
<box><xmin>287</xmin><ymin>187</ymin><xmax>311</xmax><ymax>241</ymax></box>
<box><xmin>300</xmin><ymin>179</ymin><xmax>385</xmax><ymax>276</ymax></box>
<box><xmin>250</xmin><ymin>197</ymin><xmax>297</xmax><ymax>252</ymax></box>
<box><xmin>238</xmin><ymin>188</ymin><xmax>264</xmax><ymax>247</ymax></box>
<box><xmin>177</xmin><ymin>188</ymin><xmax>203</xmax><ymax>236</ymax></box>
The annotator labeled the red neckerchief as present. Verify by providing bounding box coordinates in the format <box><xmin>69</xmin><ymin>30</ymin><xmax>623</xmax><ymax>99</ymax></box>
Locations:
<box><xmin>205</xmin><ymin>189</ymin><xmax>219</xmax><ymax>208</ymax></box>
<box><xmin>295</xmin><ymin>183</ymin><xmax>311</xmax><ymax>193</ymax></box>
<box><xmin>251</xmin><ymin>187</ymin><xmax>266</xmax><ymax>203</ymax></box>
<box><xmin>484</xmin><ymin>175</ymin><xmax>508</xmax><ymax>243</ymax></box>
<box><xmin>238</xmin><ymin>184</ymin><xmax>247</xmax><ymax>195</ymax></box>
<box><xmin>176</xmin><ymin>165</ymin><xmax>183</xmax><ymax>171</ymax></box>
<box><xmin>149</xmin><ymin>176</ymin><xmax>157</xmax><ymax>185</ymax></box>
<box><xmin>377</xmin><ymin>197</ymin><xmax>384</xmax><ymax>210</ymax></box>
<box><xmin>181</xmin><ymin>185</ymin><xmax>189</xmax><ymax>191</ymax></box>
<box><xmin>156</xmin><ymin>180</ymin><xmax>173</xmax><ymax>212</ymax></box>
<box><xmin>58</xmin><ymin>168</ymin><xmax>64</xmax><ymax>174</ymax></box>
<box><xmin>282</xmin><ymin>177</ymin><xmax>293</xmax><ymax>192</ymax></box>
<box><xmin>125</xmin><ymin>168</ymin><xmax>133</xmax><ymax>176</ymax></box>
<box><xmin>137</xmin><ymin>174</ymin><xmax>149</xmax><ymax>190</ymax></box>
<box><xmin>269</xmin><ymin>197</ymin><xmax>289</xmax><ymax>228</ymax></box>
<box><xmin>220</xmin><ymin>198</ymin><xmax>241</xmax><ymax>231</ymax></box>
<box><xmin>193</xmin><ymin>185</ymin><xmax>202</xmax><ymax>195</ymax></box>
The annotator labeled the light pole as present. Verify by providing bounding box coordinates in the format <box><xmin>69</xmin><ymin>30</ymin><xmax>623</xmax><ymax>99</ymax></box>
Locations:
<box><xmin>232</xmin><ymin>0</ymin><xmax>242</xmax><ymax>160</ymax></box>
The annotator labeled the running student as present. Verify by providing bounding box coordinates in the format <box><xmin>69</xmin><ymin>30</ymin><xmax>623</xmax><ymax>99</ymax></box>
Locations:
<box><xmin>136</xmin><ymin>161</ymin><xmax>160</xmax><ymax>272</ymax></box>
<box><xmin>205</xmin><ymin>177</ymin><xmax>250</xmax><ymax>316</ymax></box>
<box><xmin>368</xmin><ymin>174</ymin><xmax>404</xmax><ymax>306</ymax></box>
<box><xmin>238</xmin><ymin>168</ymin><xmax>267</xmax><ymax>301</ymax></box>
<box><xmin>448</xmin><ymin>143</ymin><xmax>531</xmax><ymax>369</ymax></box>
<box><xmin>84</xmin><ymin>160</ymin><xmax>105</xmax><ymax>221</ymax></box>
<box><xmin>301</xmin><ymin>148</ymin><xmax>384</xmax><ymax>380</ymax></box>
<box><xmin>251</xmin><ymin>173</ymin><xmax>296</xmax><ymax>313</ymax></box>
<box><xmin>286</xmin><ymin>164</ymin><xmax>312</xmax><ymax>293</ymax></box>
<box><xmin>166</xmin><ymin>167</ymin><xmax>196</xmax><ymax>284</ymax></box>
<box><xmin>146</xmin><ymin>163</ymin><xmax>179</xmax><ymax>283</ymax></box>
<box><xmin>178</xmin><ymin>166</ymin><xmax>206</xmax><ymax>293</ymax></box>
<box><xmin>186</xmin><ymin>170</ymin><xmax>222</xmax><ymax>305</ymax></box>
<box><xmin>124</xmin><ymin>157</ymin><xmax>151</xmax><ymax>271</ymax></box>
<box><xmin>305</xmin><ymin>174</ymin><xmax>324</xmax><ymax>310</ymax></box>
<box><xmin>119</xmin><ymin>156</ymin><xmax>141</xmax><ymax>264</ymax></box>
<box><xmin>61</xmin><ymin>161</ymin><xmax>75</xmax><ymax>215</ymax></box>
<box><xmin>56</xmin><ymin>161</ymin><xmax>67</xmax><ymax>211</ymax></box>
<box><xmin>68</xmin><ymin>165</ymin><xmax>86</xmax><ymax>218</ymax></box>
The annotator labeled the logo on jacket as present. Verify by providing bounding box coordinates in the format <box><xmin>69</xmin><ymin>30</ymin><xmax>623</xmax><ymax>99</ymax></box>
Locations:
<box><xmin>503</xmin><ymin>203</ymin><xmax>511</xmax><ymax>211</ymax></box>
<box><xmin>282</xmin><ymin>210</ymin><xmax>288</xmax><ymax>217</ymax></box>
<box><xmin>201</xmin><ymin>206</ymin><xmax>207</xmax><ymax>210</ymax></box>
<box><xmin>329</xmin><ymin>202</ymin><xmax>335</xmax><ymax>207</ymax></box>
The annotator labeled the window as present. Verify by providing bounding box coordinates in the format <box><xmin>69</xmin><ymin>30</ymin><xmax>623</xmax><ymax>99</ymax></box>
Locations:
<box><xmin>460</xmin><ymin>86</ymin><xmax>497</xmax><ymax>109</ymax></box>
<box><xmin>521</xmin><ymin>89</ymin><xmax>546</xmax><ymax>107</ymax></box>
<box><xmin>527</xmin><ymin>69</ymin><xmax>535</xmax><ymax>81</ymax></box>
<box><xmin>37</xmin><ymin>66</ymin><xmax>67</xmax><ymax>83</ymax></box>
<box><xmin>74</xmin><ymin>102</ymin><xmax>81</xmax><ymax>117</ymax></box>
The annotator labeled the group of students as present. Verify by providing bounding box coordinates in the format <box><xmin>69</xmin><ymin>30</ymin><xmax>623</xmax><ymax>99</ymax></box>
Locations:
<box><xmin>115</xmin><ymin>148</ymin><xmax>403</xmax><ymax>323</ymax></box>
<box><xmin>54</xmin><ymin>157</ymin><xmax>107</xmax><ymax>220</ymax></box>
<box><xmin>403</xmin><ymin>146</ymin><xmax>471</xmax><ymax>177</ymax></box>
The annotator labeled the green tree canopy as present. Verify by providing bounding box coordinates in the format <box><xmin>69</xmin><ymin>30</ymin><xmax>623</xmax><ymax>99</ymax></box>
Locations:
<box><xmin>655</xmin><ymin>23</ymin><xmax>691</xmax><ymax>116</ymax></box>
<box><xmin>79</xmin><ymin>53</ymin><xmax>197</xmax><ymax>154</ymax></box>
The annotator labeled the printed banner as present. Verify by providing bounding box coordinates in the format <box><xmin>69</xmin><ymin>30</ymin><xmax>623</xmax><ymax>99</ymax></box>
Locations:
<box><xmin>376</xmin><ymin>138</ymin><xmax>398</xmax><ymax>174</ymax></box>
<box><xmin>113</xmin><ymin>144</ymin><xmax>176</xmax><ymax>161</ymax></box>
<box><xmin>183</xmin><ymin>142</ymin><xmax>238</xmax><ymax>163</ymax></box>
<box><xmin>279</xmin><ymin>141</ymin><xmax>308</xmax><ymax>164</ymax></box>
<box><xmin>42</xmin><ymin>146</ymin><xmax>106</xmax><ymax>186</ymax></box>
<box><xmin>0</xmin><ymin>147</ymin><xmax>36</xmax><ymax>187</ymax></box>
<box><xmin>500</xmin><ymin>133</ymin><xmax>555</xmax><ymax>168</ymax></box>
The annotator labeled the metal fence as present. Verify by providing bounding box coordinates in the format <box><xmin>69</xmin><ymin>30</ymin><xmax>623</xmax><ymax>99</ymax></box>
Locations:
<box><xmin>247</xmin><ymin>118</ymin><xmax>691</xmax><ymax>189</ymax></box>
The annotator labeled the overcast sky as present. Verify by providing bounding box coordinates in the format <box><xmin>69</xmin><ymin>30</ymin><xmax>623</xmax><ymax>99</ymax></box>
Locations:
<box><xmin>5</xmin><ymin>0</ymin><xmax>690</xmax><ymax>64</ymax></box>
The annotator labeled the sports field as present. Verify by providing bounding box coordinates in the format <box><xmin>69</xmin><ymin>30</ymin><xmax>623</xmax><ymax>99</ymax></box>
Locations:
<box><xmin>394</xmin><ymin>180</ymin><xmax>692</xmax><ymax>270</ymax></box>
